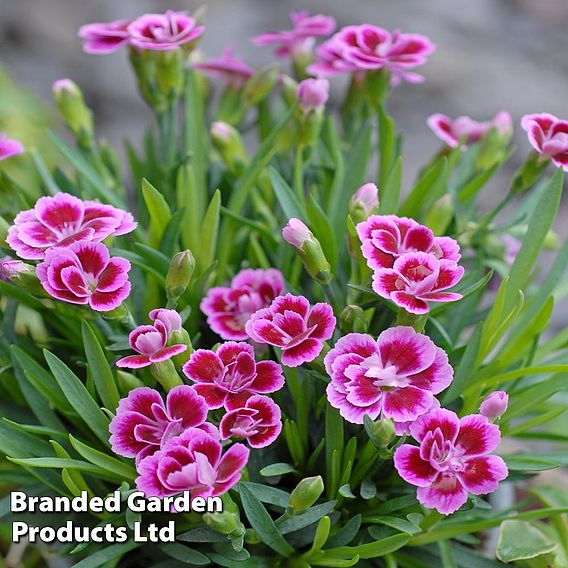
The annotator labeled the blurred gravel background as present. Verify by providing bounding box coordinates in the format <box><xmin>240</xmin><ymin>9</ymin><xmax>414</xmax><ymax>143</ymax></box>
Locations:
<box><xmin>2</xmin><ymin>0</ymin><xmax>567</xmax><ymax>183</ymax></box>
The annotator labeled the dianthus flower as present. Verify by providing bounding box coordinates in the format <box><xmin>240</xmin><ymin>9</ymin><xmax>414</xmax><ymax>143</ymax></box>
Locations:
<box><xmin>7</xmin><ymin>192</ymin><xmax>136</xmax><ymax>260</ymax></box>
<box><xmin>183</xmin><ymin>342</ymin><xmax>284</xmax><ymax>410</ymax></box>
<box><xmin>246</xmin><ymin>294</ymin><xmax>336</xmax><ymax>367</ymax></box>
<box><xmin>78</xmin><ymin>19</ymin><xmax>131</xmax><ymax>54</ymax></box>
<box><xmin>372</xmin><ymin>252</ymin><xmax>464</xmax><ymax>314</ymax></box>
<box><xmin>36</xmin><ymin>241</ymin><xmax>131</xmax><ymax>311</ymax></box>
<box><xmin>357</xmin><ymin>215</ymin><xmax>460</xmax><ymax>270</ymax></box>
<box><xmin>201</xmin><ymin>268</ymin><xmax>284</xmax><ymax>341</ymax></box>
<box><xmin>136</xmin><ymin>427</ymin><xmax>249</xmax><ymax>498</ymax></box>
<box><xmin>109</xmin><ymin>386</ymin><xmax>215</xmax><ymax>463</ymax></box>
<box><xmin>220</xmin><ymin>395</ymin><xmax>282</xmax><ymax>448</ymax></box>
<box><xmin>324</xmin><ymin>327</ymin><xmax>453</xmax><ymax>424</ymax></box>
<box><xmin>394</xmin><ymin>408</ymin><xmax>508</xmax><ymax>514</ymax></box>
<box><xmin>521</xmin><ymin>113</ymin><xmax>568</xmax><ymax>171</ymax></box>
<box><xmin>194</xmin><ymin>47</ymin><xmax>254</xmax><ymax>89</ymax></box>
<box><xmin>0</xmin><ymin>133</ymin><xmax>25</xmax><ymax>160</ymax></box>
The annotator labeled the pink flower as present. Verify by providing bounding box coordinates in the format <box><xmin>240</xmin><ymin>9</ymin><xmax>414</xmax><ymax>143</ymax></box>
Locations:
<box><xmin>297</xmin><ymin>78</ymin><xmax>329</xmax><ymax>112</ymax></box>
<box><xmin>117</xmin><ymin>309</ymin><xmax>187</xmax><ymax>369</ymax></box>
<box><xmin>0</xmin><ymin>258</ymin><xmax>25</xmax><ymax>282</ymax></box>
<box><xmin>252</xmin><ymin>11</ymin><xmax>336</xmax><ymax>58</ymax></box>
<box><xmin>220</xmin><ymin>395</ymin><xmax>282</xmax><ymax>448</ymax></box>
<box><xmin>136</xmin><ymin>427</ymin><xmax>249</xmax><ymax>498</ymax></box>
<box><xmin>308</xmin><ymin>25</ymin><xmax>435</xmax><ymax>85</ymax></box>
<box><xmin>182</xmin><ymin>342</ymin><xmax>284</xmax><ymax>410</ymax></box>
<box><xmin>109</xmin><ymin>385</ymin><xmax>215</xmax><ymax>463</ymax></box>
<box><xmin>324</xmin><ymin>327</ymin><xmax>453</xmax><ymax>424</ymax></box>
<box><xmin>394</xmin><ymin>397</ymin><xmax>441</xmax><ymax>436</ymax></box>
<box><xmin>357</xmin><ymin>215</ymin><xmax>461</xmax><ymax>270</ymax></box>
<box><xmin>194</xmin><ymin>47</ymin><xmax>254</xmax><ymax>89</ymax></box>
<box><xmin>0</xmin><ymin>133</ymin><xmax>24</xmax><ymax>160</ymax></box>
<box><xmin>201</xmin><ymin>268</ymin><xmax>284</xmax><ymax>341</ymax></box>
<box><xmin>372</xmin><ymin>252</ymin><xmax>464</xmax><ymax>315</ymax></box>
<box><xmin>521</xmin><ymin>113</ymin><xmax>568</xmax><ymax>171</ymax></box>
<box><xmin>282</xmin><ymin>218</ymin><xmax>313</xmax><ymax>248</ymax></box>
<box><xmin>479</xmin><ymin>391</ymin><xmax>509</xmax><ymax>421</ymax></box>
<box><xmin>394</xmin><ymin>408</ymin><xmax>508</xmax><ymax>515</ymax></box>
<box><xmin>427</xmin><ymin>110</ymin><xmax>513</xmax><ymax>148</ymax></box>
<box><xmin>78</xmin><ymin>19</ymin><xmax>131</xmax><ymax>54</ymax></box>
<box><xmin>128</xmin><ymin>11</ymin><xmax>204</xmax><ymax>52</ymax></box>
<box><xmin>350</xmin><ymin>183</ymin><xmax>379</xmax><ymax>216</ymax></box>
<box><xmin>246</xmin><ymin>294</ymin><xmax>336</xmax><ymax>367</ymax></box>
<box><xmin>36</xmin><ymin>241</ymin><xmax>131</xmax><ymax>312</ymax></box>
<box><xmin>7</xmin><ymin>192</ymin><xmax>136</xmax><ymax>260</ymax></box>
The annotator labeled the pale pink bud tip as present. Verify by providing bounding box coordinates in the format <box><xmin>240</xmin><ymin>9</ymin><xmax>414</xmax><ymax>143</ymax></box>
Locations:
<box><xmin>53</xmin><ymin>79</ymin><xmax>78</xmax><ymax>95</ymax></box>
<box><xmin>479</xmin><ymin>391</ymin><xmax>508</xmax><ymax>421</ymax></box>
<box><xmin>211</xmin><ymin>121</ymin><xmax>232</xmax><ymax>142</ymax></box>
<box><xmin>297</xmin><ymin>78</ymin><xmax>329</xmax><ymax>112</ymax></box>
<box><xmin>351</xmin><ymin>183</ymin><xmax>379</xmax><ymax>213</ymax></box>
<box><xmin>282</xmin><ymin>218</ymin><xmax>313</xmax><ymax>248</ymax></box>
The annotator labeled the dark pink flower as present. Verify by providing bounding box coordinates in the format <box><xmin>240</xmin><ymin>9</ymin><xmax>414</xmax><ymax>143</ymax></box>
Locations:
<box><xmin>521</xmin><ymin>113</ymin><xmax>568</xmax><ymax>171</ymax></box>
<box><xmin>109</xmin><ymin>385</ymin><xmax>214</xmax><ymax>463</ymax></box>
<box><xmin>136</xmin><ymin>427</ymin><xmax>249</xmax><ymax>498</ymax></box>
<box><xmin>394</xmin><ymin>397</ymin><xmax>441</xmax><ymax>436</ymax></box>
<box><xmin>373</xmin><ymin>252</ymin><xmax>464</xmax><ymax>315</ymax></box>
<box><xmin>394</xmin><ymin>408</ymin><xmax>508</xmax><ymax>515</ymax></box>
<box><xmin>308</xmin><ymin>25</ymin><xmax>435</xmax><ymax>85</ymax></box>
<box><xmin>324</xmin><ymin>328</ymin><xmax>453</xmax><ymax>424</ymax></box>
<box><xmin>252</xmin><ymin>11</ymin><xmax>336</xmax><ymax>58</ymax></box>
<box><xmin>194</xmin><ymin>47</ymin><xmax>254</xmax><ymax>89</ymax></box>
<box><xmin>357</xmin><ymin>215</ymin><xmax>460</xmax><ymax>270</ymax></box>
<box><xmin>0</xmin><ymin>258</ymin><xmax>25</xmax><ymax>282</ymax></box>
<box><xmin>297</xmin><ymin>78</ymin><xmax>329</xmax><ymax>112</ymax></box>
<box><xmin>7</xmin><ymin>192</ymin><xmax>136</xmax><ymax>260</ymax></box>
<box><xmin>428</xmin><ymin>111</ymin><xmax>513</xmax><ymax>148</ymax></box>
<box><xmin>246</xmin><ymin>294</ymin><xmax>336</xmax><ymax>367</ymax></box>
<box><xmin>36</xmin><ymin>241</ymin><xmax>130</xmax><ymax>312</ymax></box>
<box><xmin>78</xmin><ymin>19</ymin><xmax>131</xmax><ymax>54</ymax></box>
<box><xmin>128</xmin><ymin>11</ymin><xmax>204</xmax><ymax>52</ymax></box>
<box><xmin>0</xmin><ymin>133</ymin><xmax>24</xmax><ymax>160</ymax></box>
<box><xmin>220</xmin><ymin>395</ymin><xmax>282</xmax><ymax>448</ymax></box>
<box><xmin>201</xmin><ymin>268</ymin><xmax>284</xmax><ymax>341</ymax></box>
<box><xmin>117</xmin><ymin>309</ymin><xmax>187</xmax><ymax>369</ymax></box>
<box><xmin>479</xmin><ymin>391</ymin><xmax>508</xmax><ymax>421</ymax></box>
<box><xmin>182</xmin><ymin>342</ymin><xmax>284</xmax><ymax>410</ymax></box>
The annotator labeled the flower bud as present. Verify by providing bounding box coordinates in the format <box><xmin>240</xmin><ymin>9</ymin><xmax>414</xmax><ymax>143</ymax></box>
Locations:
<box><xmin>340</xmin><ymin>305</ymin><xmax>367</xmax><ymax>334</ymax></box>
<box><xmin>287</xmin><ymin>476</ymin><xmax>324</xmax><ymax>515</ymax></box>
<box><xmin>0</xmin><ymin>258</ymin><xmax>26</xmax><ymax>282</ymax></box>
<box><xmin>211</xmin><ymin>122</ymin><xmax>248</xmax><ymax>175</ymax></box>
<box><xmin>116</xmin><ymin>370</ymin><xmax>145</xmax><ymax>395</ymax></box>
<box><xmin>6</xmin><ymin>262</ymin><xmax>46</xmax><ymax>296</ymax></box>
<box><xmin>52</xmin><ymin>79</ymin><xmax>94</xmax><ymax>146</ymax></box>
<box><xmin>280</xmin><ymin>75</ymin><xmax>299</xmax><ymax>108</ymax></box>
<box><xmin>297</xmin><ymin>78</ymin><xmax>329</xmax><ymax>113</ymax></box>
<box><xmin>479</xmin><ymin>391</ymin><xmax>508</xmax><ymax>421</ymax></box>
<box><xmin>282</xmin><ymin>218</ymin><xmax>331</xmax><ymax>285</ymax></box>
<box><xmin>423</xmin><ymin>194</ymin><xmax>453</xmax><ymax>236</ymax></box>
<box><xmin>349</xmin><ymin>183</ymin><xmax>379</xmax><ymax>223</ymax></box>
<box><xmin>243</xmin><ymin>66</ymin><xmax>279</xmax><ymax>106</ymax></box>
<box><xmin>166</xmin><ymin>250</ymin><xmax>195</xmax><ymax>306</ymax></box>
<box><xmin>365</xmin><ymin>416</ymin><xmax>396</xmax><ymax>449</ymax></box>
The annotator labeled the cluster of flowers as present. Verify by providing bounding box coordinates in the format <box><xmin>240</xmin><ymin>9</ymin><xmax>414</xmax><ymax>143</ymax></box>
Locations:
<box><xmin>5</xmin><ymin>7</ymin><xmax>567</xmax><ymax>517</ymax></box>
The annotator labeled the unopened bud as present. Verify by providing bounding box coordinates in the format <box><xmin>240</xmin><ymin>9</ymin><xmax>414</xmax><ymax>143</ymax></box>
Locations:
<box><xmin>365</xmin><ymin>416</ymin><xmax>395</xmax><ymax>449</ymax></box>
<box><xmin>0</xmin><ymin>258</ymin><xmax>26</xmax><ymax>282</ymax></box>
<box><xmin>52</xmin><ymin>79</ymin><xmax>94</xmax><ymax>144</ymax></box>
<box><xmin>116</xmin><ymin>371</ymin><xmax>145</xmax><ymax>395</ymax></box>
<box><xmin>340</xmin><ymin>305</ymin><xmax>367</xmax><ymax>334</ymax></box>
<box><xmin>280</xmin><ymin>75</ymin><xmax>299</xmax><ymax>107</ymax></box>
<box><xmin>297</xmin><ymin>78</ymin><xmax>329</xmax><ymax>113</ymax></box>
<box><xmin>282</xmin><ymin>218</ymin><xmax>331</xmax><ymax>285</ymax></box>
<box><xmin>243</xmin><ymin>66</ymin><xmax>279</xmax><ymax>106</ymax></box>
<box><xmin>166</xmin><ymin>250</ymin><xmax>195</xmax><ymax>306</ymax></box>
<box><xmin>203</xmin><ymin>492</ymin><xmax>244</xmax><ymax>537</ymax></box>
<box><xmin>423</xmin><ymin>194</ymin><xmax>453</xmax><ymax>236</ymax></box>
<box><xmin>287</xmin><ymin>476</ymin><xmax>324</xmax><ymax>515</ymax></box>
<box><xmin>479</xmin><ymin>391</ymin><xmax>508</xmax><ymax>421</ymax></box>
<box><xmin>211</xmin><ymin>122</ymin><xmax>248</xmax><ymax>175</ymax></box>
<box><xmin>349</xmin><ymin>183</ymin><xmax>379</xmax><ymax>223</ymax></box>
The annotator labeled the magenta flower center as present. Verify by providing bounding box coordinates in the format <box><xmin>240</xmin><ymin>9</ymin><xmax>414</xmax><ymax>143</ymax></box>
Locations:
<box><xmin>427</xmin><ymin>429</ymin><xmax>466</xmax><ymax>473</ymax></box>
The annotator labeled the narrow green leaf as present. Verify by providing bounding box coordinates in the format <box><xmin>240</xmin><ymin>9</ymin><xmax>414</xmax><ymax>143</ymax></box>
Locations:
<box><xmin>379</xmin><ymin>155</ymin><xmax>403</xmax><ymax>214</ymax></box>
<box><xmin>82</xmin><ymin>322</ymin><xmax>120</xmax><ymax>412</ymax></box>
<box><xmin>239</xmin><ymin>483</ymin><xmax>294</xmax><ymax>557</ymax></box>
<box><xmin>69</xmin><ymin>435</ymin><xmax>136</xmax><ymax>482</ymax></box>
<box><xmin>71</xmin><ymin>542</ymin><xmax>140</xmax><ymax>568</ymax></box>
<box><xmin>325</xmin><ymin>405</ymin><xmax>344</xmax><ymax>499</ymax></box>
<box><xmin>269</xmin><ymin>167</ymin><xmax>306</xmax><ymax>220</ymax></box>
<box><xmin>198</xmin><ymin>189</ymin><xmax>221</xmax><ymax>273</ymax></box>
<box><xmin>502</xmin><ymin>455</ymin><xmax>559</xmax><ymax>472</ymax></box>
<box><xmin>277</xmin><ymin>501</ymin><xmax>336</xmax><ymax>534</ymax></box>
<box><xmin>325</xmin><ymin>533</ymin><xmax>410</xmax><ymax>560</ymax></box>
<box><xmin>142</xmin><ymin>178</ymin><xmax>172</xmax><ymax>247</ymax></box>
<box><xmin>239</xmin><ymin>482</ymin><xmax>290</xmax><ymax>508</ymax></box>
<box><xmin>400</xmin><ymin>158</ymin><xmax>448</xmax><ymax>218</ymax></box>
<box><xmin>43</xmin><ymin>350</ymin><xmax>110</xmax><ymax>446</ymax></box>
<box><xmin>260</xmin><ymin>463</ymin><xmax>298</xmax><ymax>477</ymax></box>
<box><xmin>159</xmin><ymin>543</ymin><xmax>210</xmax><ymax>565</ymax></box>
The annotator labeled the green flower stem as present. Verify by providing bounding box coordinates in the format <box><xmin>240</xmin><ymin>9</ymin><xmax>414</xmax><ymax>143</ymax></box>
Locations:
<box><xmin>395</xmin><ymin>309</ymin><xmax>428</xmax><ymax>333</ymax></box>
<box><xmin>150</xmin><ymin>359</ymin><xmax>183</xmax><ymax>391</ymax></box>
<box><xmin>293</xmin><ymin>145</ymin><xmax>305</xmax><ymax>203</ymax></box>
